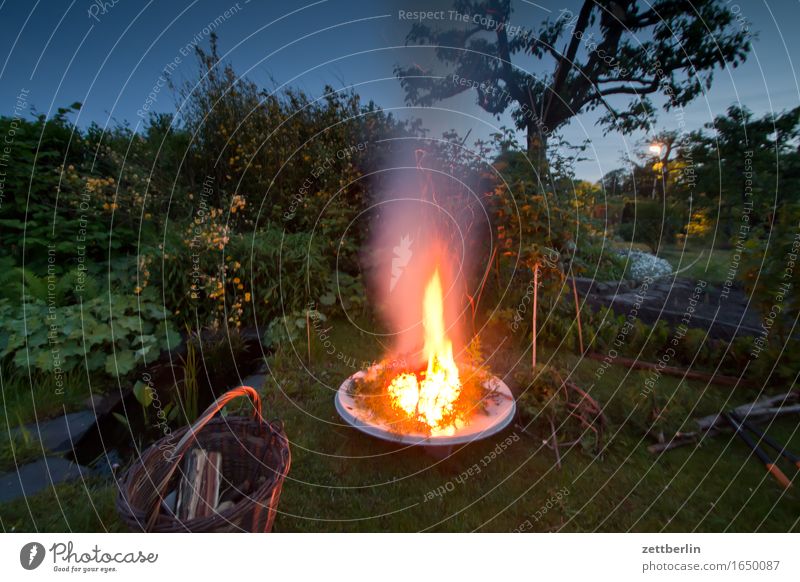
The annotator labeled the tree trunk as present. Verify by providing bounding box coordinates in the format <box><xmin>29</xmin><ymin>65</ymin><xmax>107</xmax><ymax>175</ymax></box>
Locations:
<box><xmin>526</xmin><ymin>124</ymin><xmax>549</xmax><ymax>178</ymax></box>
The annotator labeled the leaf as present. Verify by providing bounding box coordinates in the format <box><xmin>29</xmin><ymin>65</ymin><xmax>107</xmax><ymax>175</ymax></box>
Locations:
<box><xmin>112</xmin><ymin>412</ymin><xmax>130</xmax><ymax>430</ymax></box>
<box><xmin>164</xmin><ymin>403</ymin><xmax>179</xmax><ymax>422</ymax></box>
<box><xmin>114</xmin><ymin>315</ymin><xmax>141</xmax><ymax>332</ymax></box>
<box><xmin>159</xmin><ymin>321</ymin><xmax>182</xmax><ymax>350</ymax></box>
<box><xmin>133</xmin><ymin>380</ymin><xmax>153</xmax><ymax>408</ymax></box>
<box><xmin>309</xmin><ymin>310</ymin><xmax>326</xmax><ymax>322</ymax></box>
<box><xmin>106</xmin><ymin>350</ymin><xmax>135</xmax><ymax>375</ymax></box>
<box><xmin>0</xmin><ymin>218</ymin><xmax>27</xmax><ymax>229</ymax></box>
<box><xmin>86</xmin><ymin>350</ymin><xmax>105</xmax><ymax>371</ymax></box>
<box><xmin>319</xmin><ymin>292</ymin><xmax>336</xmax><ymax>306</ymax></box>
<box><xmin>134</xmin><ymin>344</ymin><xmax>152</xmax><ymax>359</ymax></box>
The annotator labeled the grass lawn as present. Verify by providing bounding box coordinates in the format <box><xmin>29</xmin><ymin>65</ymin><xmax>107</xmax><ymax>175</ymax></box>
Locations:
<box><xmin>2</xmin><ymin>320</ymin><xmax>797</xmax><ymax>532</ymax></box>
<box><xmin>0</xmin><ymin>477</ymin><xmax>122</xmax><ymax>533</ymax></box>
<box><xmin>657</xmin><ymin>246</ymin><xmax>732</xmax><ymax>286</ymax></box>
<box><xmin>1</xmin><ymin>365</ymin><xmax>99</xmax><ymax>427</ymax></box>
<box><xmin>0</xmin><ymin>367</ymin><xmax>102</xmax><ymax>474</ymax></box>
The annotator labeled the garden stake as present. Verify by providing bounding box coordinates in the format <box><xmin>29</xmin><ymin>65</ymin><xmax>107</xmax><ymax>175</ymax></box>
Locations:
<box><xmin>736</xmin><ymin>415</ymin><xmax>800</xmax><ymax>469</ymax></box>
<box><xmin>724</xmin><ymin>412</ymin><xmax>793</xmax><ymax>489</ymax></box>
<box><xmin>532</xmin><ymin>262</ymin><xmax>539</xmax><ymax>370</ymax></box>
<box><xmin>571</xmin><ymin>275</ymin><xmax>584</xmax><ymax>354</ymax></box>
<box><xmin>472</xmin><ymin>246</ymin><xmax>497</xmax><ymax>329</ymax></box>
<box><xmin>306</xmin><ymin>309</ymin><xmax>311</xmax><ymax>365</ymax></box>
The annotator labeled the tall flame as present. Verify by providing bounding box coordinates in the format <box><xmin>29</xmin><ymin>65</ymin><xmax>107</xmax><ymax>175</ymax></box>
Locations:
<box><xmin>387</xmin><ymin>268</ymin><xmax>462</xmax><ymax>431</ymax></box>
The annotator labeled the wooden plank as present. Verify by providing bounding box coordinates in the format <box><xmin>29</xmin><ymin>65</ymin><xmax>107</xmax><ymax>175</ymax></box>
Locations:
<box><xmin>649</xmin><ymin>392</ymin><xmax>799</xmax><ymax>454</ymax></box>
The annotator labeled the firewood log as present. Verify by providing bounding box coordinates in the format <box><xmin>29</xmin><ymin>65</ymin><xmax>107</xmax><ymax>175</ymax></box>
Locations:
<box><xmin>176</xmin><ymin>448</ymin><xmax>222</xmax><ymax>521</ymax></box>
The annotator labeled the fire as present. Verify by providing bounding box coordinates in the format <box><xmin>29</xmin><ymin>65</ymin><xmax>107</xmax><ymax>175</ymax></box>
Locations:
<box><xmin>387</xmin><ymin>268</ymin><xmax>462</xmax><ymax>431</ymax></box>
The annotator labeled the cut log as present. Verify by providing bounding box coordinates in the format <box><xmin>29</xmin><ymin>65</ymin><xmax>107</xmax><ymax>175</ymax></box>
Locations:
<box><xmin>584</xmin><ymin>352</ymin><xmax>751</xmax><ymax>387</ymax></box>
<box><xmin>176</xmin><ymin>448</ymin><xmax>222</xmax><ymax>521</ymax></box>
<box><xmin>215</xmin><ymin>501</ymin><xmax>235</xmax><ymax>514</ymax></box>
<box><xmin>648</xmin><ymin>432</ymin><xmax>703</xmax><ymax>453</ymax></box>
<box><xmin>161</xmin><ymin>490</ymin><xmax>177</xmax><ymax>515</ymax></box>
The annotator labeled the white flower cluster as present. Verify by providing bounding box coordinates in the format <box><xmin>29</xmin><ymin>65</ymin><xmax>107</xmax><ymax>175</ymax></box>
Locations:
<box><xmin>620</xmin><ymin>250</ymin><xmax>673</xmax><ymax>281</ymax></box>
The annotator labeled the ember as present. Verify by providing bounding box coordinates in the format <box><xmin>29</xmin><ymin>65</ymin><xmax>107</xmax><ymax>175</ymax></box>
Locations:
<box><xmin>387</xmin><ymin>268</ymin><xmax>462</xmax><ymax>432</ymax></box>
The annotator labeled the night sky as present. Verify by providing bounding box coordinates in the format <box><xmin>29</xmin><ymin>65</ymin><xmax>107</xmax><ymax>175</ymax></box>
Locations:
<box><xmin>0</xmin><ymin>0</ymin><xmax>797</xmax><ymax>181</ymax></box>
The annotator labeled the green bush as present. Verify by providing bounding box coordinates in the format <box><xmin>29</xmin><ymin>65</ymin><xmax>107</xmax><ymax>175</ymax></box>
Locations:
<box><xmin>156</xmin><ymin>224</ymin><xmax>340</xmax><ymax>330</ymax></box>
<box><xmin>572</xmin><ymin>241</ymin><xmax>626</xmax><ymax>281</ymax></box>
<box><xmin>619</xmin><ymin>200</ymin><xmax>684</xmax><ymax>252</ymax></box>
<box><xmin>515</xmin><ymin>364</ymin><xmax>567</xmax><ymax>425</ymax></box>
<box><xmin>0</xmin><ymin>288</ymin><xmax>179</xmax><ymax>377</ymax></box>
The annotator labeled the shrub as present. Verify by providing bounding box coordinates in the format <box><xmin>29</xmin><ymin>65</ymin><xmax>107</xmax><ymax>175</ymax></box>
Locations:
<box><xmin>0</xmin><ymin>288</ymin><xmax>179</xmax><ymax>377</ymax></box>
<box><xmin>515</xmin><ymin>364</ymin><xmax>567</xmax><ymax>426</ymax></box>
<box><xmin>571</xmin><ymin>241</ymin><xmax>626</xmax><ymax>281</ymax></box>
<box><xmin>157</xmin><ymin>223</ymin><xmax>336</xmax><ymax>330</ymax></box>
<box><xmin>619</xmin><ymin>200</ymin><xmax>683</xmax><ymax>252</ymax></box>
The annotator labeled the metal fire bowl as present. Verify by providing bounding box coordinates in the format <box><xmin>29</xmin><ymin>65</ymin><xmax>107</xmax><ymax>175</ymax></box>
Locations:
<box><xmin>335</xmin><ymin>366</ymin><xmax>516</xmax><ymax>447</ymax></box>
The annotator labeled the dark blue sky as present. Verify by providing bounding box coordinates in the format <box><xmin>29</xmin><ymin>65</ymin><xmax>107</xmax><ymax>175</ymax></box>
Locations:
<box><xmin>1</xmin><ymin>0</ymin><xmax>798</xmax><ymax>180</ymax></box>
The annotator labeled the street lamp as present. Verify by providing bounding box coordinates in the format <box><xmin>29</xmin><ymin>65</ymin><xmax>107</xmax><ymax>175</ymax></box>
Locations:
<box><xmin>649</xmin><ymin>143</ymin><xmax>664</xmax><ymax>199</ymax></box>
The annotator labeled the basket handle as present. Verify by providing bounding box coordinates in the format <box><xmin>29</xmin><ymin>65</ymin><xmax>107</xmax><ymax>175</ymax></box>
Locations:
<box><xmin>145</xmin><ymin>385</ymin><xmax>262</xmax><ymax>529</ymax></box>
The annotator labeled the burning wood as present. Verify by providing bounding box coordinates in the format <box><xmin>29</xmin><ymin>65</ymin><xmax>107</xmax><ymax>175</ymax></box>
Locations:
<box><xmin>337</xmin><ymin>153</ymin><xmax>516</xmax><ymax>446</ymax></box>
<box><xmin>349</xmin><ymin>267</ymin><xmax>492</xmax><ymax>437</ymax></box>
<box><xmin>339</xmin><ymin>262</ymin><xmax>515</xmax><ymax>445</ymax></box>
<box><xmin>386</xmin><ymin>269</ymin><xmax>463</xmax><ymax>433</ymax></box>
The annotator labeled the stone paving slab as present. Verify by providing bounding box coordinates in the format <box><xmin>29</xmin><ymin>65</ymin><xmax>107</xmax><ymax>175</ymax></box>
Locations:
<box><xmin>11</xmin><ymin>411</ymin><xmax>98</xmax><ymax>454</ymax></box>
<box><xmin>0</xmin><ymin>457</ymin><xmax>87</xmax><ymax>503</ymax></box>
<box><xmin>574</xmin><ymin>276</ymin><xmax>762</xmax><ymax>340</ymax></box>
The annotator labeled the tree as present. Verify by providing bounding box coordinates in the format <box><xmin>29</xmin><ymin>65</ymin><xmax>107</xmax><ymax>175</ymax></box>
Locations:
<box><xmin>640</xmin><ymin>130</ymin><xmax>679</xmax><ymax>201</ymax></box>
<box><xmin>601</xmin><ymin>167</ymin><xmax>630</xmax><ymax>197</ymax></box>
<box><xmin>396</xmin><ymin>0</ymin><xmax>750</xmax><ymax>172</ymax></box>
<box><xmin>685</xmin><ymin>105</ymin><xmax>800</xmax><ymax>237</ymax></box>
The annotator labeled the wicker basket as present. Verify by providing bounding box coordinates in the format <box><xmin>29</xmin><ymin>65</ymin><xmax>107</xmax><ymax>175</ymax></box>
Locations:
<box><xmin>116</xmin><ymin>386</ymin><xmax>291</xmax><ymax>532</ymax></box>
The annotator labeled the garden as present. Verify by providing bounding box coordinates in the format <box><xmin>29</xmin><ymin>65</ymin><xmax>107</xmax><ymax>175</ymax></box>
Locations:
<box><xmin>1</xmin><ymin>1</ymin><xmax>799</xmax><ymax>534</ymax></box>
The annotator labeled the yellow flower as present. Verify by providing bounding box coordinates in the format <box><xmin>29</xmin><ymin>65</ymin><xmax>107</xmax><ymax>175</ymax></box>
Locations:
<box><xmin>244</xmin><ymin>292</ymin><xmax>251</xmax><ymax>302</ymax></box>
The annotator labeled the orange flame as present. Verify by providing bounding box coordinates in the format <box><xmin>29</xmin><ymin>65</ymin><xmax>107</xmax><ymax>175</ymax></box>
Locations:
<box><xmin>387</xmin><ymin>268</ymin><xmax>461</xmax><ymax>432</ymax></box>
